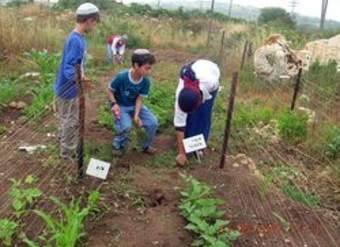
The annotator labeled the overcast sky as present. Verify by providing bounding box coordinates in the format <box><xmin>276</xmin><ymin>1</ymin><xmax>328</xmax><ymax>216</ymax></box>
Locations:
<box><xmin>124</xmin><ymin>0</ymin><xmax>340</xmax><ymax>21</ymax></box>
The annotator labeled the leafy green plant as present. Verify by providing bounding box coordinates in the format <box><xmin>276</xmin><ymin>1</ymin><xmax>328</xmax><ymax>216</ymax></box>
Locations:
<box><xmin>277</xmin><ymin>110</ymin><xmax>308</xmax><ymax>143</ymax></box>
<box><xmin>0</xmin><ymin>219</ymin><xmax>18</xmax><ymax>246</ymax></box>
<box><xmin>180</xmin><ymin>175</ymin><xmax>240</xmax><ymax>247</ymax></box>
<box><xmin>24</xmin><ymin>191</ymin><xmax>101</xmax><ymax>247</ymax></box>
<box><xmin>9</xmin><ymin>176</ymin><xmax>42</xmax><ymax>218</ymax></box>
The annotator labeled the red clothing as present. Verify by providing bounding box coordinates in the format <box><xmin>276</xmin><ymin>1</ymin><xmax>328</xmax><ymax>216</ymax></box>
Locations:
<box><xmin>107</xmin><ymin>34</ymin><xmax>118</xmax><ymax>45</ymax></box>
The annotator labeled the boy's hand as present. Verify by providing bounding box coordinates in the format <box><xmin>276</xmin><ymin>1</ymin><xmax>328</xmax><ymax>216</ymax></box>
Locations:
<box><xmin>134</xmin><ymin>115</ymin><xmax>143</xmax><ymax>127</ymax></box>
<box><xmin>111</xmin><ymin>104</ymin><xmax>121</xmax><ymax>119</ymax></box>
<box><xmin>176</xmin><ymin>154</ymin><xmax>188</xmax><ymax>167</ymax></box>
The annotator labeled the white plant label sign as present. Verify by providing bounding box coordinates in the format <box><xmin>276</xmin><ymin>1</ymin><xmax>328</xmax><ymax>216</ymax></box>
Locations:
<box><xmin>183</xmin><ymin>134</ymin><xmax>207</xmax><ymax>153</ymax></box>
<box><xmin>86</xmin><ymin>158</ymin><xmax>111</xmax><ymax>180</ymax></box>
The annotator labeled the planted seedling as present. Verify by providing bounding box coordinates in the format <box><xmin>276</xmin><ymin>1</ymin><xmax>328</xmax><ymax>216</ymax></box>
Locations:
<box><xmin>179</xmin><ymin>175</ymin><xmax>240</xmax><ymax>247</ymax></box>
<box><xmin>9</xmin><ymin>176</ymin><xmax>42</xmax><ymax>218</ymax></box>
<box><xmin>24</xmin><ymin>190</ymin><xmax>101</xmax><ymax>247</ymax></box>
<box><xmin>0</xmin><ymin>218</ymin><xmax>18</xmax><ymax>246</ymax></box>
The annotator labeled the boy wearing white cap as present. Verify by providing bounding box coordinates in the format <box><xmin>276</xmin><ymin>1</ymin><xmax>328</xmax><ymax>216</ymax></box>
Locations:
<box><xmin>54</xmin><ymin>3</ymin><xmax>100</xmax><ymax>159</ymax></box>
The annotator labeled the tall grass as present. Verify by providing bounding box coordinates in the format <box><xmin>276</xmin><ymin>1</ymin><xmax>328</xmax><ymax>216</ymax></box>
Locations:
<box><xmin>0</xmin><ymin>5</ymin><xmax>65</xmax><ymax>62</ymax></box>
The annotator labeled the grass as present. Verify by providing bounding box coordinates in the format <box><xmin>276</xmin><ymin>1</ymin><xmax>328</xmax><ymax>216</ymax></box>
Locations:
<box><xmin>282</xmin><ymin>184</ymin><xmax>320</xmax><ymax>207</ymax></box>
<box><xmin>0</xmin><ymin>79</ymin><xmax>20</xmax><ymax>107</ymax></box>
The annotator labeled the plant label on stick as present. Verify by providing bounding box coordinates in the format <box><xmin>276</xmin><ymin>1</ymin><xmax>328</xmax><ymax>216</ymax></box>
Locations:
<box><xmin>86</xmin><ymin>158</ymin><xmax>111</xmax><ymax>180</ymax></box>
<box><xmin>183</xmin><ymin>134</ymin><xmax>207</xmax><ymax>154</ymax></box>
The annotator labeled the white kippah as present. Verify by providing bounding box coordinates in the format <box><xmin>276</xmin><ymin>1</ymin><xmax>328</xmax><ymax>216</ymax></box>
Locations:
<box><xmin>76</xmin><ymin>3</ymin><xmax>99</xmax><ymax>15</ymax></box>
<box><xmin>133</xmin><ymin>49</ymin><xmax>150</xmax><ymax>55</ymax></box>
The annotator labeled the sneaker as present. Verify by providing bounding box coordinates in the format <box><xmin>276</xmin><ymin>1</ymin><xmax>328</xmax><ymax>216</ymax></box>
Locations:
<box><xmin>112</xmin><ymin>148</ymin><xmax>125</xmax><ymax>157</ymax></box>
<box><xmin>143</xmin><ymin>146</ymin><xmax>157</xmax><ymax>155</ymax></box>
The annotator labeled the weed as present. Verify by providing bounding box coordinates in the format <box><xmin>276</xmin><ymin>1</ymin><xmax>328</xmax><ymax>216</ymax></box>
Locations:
<box><xmin>9</xmin><ymin>176</ymin><xmax>42</xmax><ymax>218</ymax></box>
<box><xmin>180</xmin><ymin>175</ymin><xmax>240</xmax><ymax>247</ymax></box>
<box><xmin>277</xmin><ymin>110</ymin><xmax>308</xmax><ymax>143</ymax></box>
<box><xmin>0</xmin><ymin>219</ymin><xmax>18</xmax><ymax>246</ymax></box>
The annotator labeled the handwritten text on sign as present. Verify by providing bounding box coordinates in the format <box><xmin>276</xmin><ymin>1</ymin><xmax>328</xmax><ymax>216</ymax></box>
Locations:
<box><xmin>86</xmin><ymin>158</ymin><xmax>111</xmax><ymax>180</ymax></box>
<box><xmin>183</xmin><ymin>134</ymin><xmax>207</xmax><ymax>153</ymax></box>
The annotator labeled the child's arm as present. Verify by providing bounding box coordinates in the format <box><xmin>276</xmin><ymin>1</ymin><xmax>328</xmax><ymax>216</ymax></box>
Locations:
<box><xmin>134</xmin><ymin>95</ymin><xmax>143</xmax><ymax>127</ymax></box>
<box><xmin>63</xmin><ymin>40</ymin><xmax>83</xmax><ymax>83</ymax></box>
<box><xmin>108</xmin><ymin>76</ymin><xmax>121</xmax><ymax>119</ymax></box>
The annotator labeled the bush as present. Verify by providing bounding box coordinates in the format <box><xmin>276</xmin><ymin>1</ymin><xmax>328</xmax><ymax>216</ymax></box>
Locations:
<box><xmin>277</xmin><ymin>110</ymin><xmax>308</xmax><ymax>143</ymax></box>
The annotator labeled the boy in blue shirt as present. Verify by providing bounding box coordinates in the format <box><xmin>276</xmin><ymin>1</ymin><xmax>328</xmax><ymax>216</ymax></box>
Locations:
<box><xmin>108</xmin><ymin>49</ymin><xmax>158</xmax><ymax>155</ymax></box>
<box><xmin>54</xmin><ymin>3</ymin><xmax>100</xmax><ymax>159</ymax></box>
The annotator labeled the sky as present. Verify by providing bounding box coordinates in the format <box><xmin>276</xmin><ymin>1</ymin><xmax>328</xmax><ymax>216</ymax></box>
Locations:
<box><xmin>123</xmin><ymin>0</ymin><xmax>340</xmax><ymax>21</ymax></box>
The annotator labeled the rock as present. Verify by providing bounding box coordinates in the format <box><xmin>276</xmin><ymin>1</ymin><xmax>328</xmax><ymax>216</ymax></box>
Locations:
<box><xmin>240</xmin><ymin>159</ymin><xmax>248</xmax><ymax>165</ymax></box>
<box><xmin>233</xmin><ymin>163</ymin><xmax>240</xmax><ymax>168</ymax></box>
<box><xmin>20</xmin><ymin>72</ymin><xmax>40</xmax><ymax>79</ymax></box>
<box><xmin>9</xmin><ymin>101</ymin><xmax>27</xmax><ymax>109</ymax></box>
<box><xmin>16</xmin><ymin>101</ymin><xmax>27</xmax><ymax>109</ymax></box>
<box><xmin>247</xmin><ymin>158</ymin><xmax>257</xmax><ymax>170</ymax></box>
<box><xmin>236</xmin><ymin>153</ymin><xmax>247</xmax><ymax>161</ymax></box>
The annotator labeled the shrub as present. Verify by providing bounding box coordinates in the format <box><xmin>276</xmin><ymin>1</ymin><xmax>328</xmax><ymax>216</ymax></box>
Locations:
<box><xmin>277</xmin><ymin>110</ymin><xmax>308</xmax><ymax>143</ymax></box>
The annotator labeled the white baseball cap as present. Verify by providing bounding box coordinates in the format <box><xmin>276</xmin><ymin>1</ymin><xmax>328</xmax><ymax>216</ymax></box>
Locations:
<box><xmin>76</xmin><ymin>3</ymin><xmax>99</xmax><ymax>15</ymax></box>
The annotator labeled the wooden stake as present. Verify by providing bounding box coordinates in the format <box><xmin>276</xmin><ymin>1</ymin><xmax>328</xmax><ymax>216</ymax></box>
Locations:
<box><xmin>240</xmin><ymin>40</ymin><xmax>249</xmax><ymax>70</ymax></box>
<box><xmin>219</xmin><ymin>30</ymin><xmax>226</xmax><ymax>66</ymax></box>
<box><xmin>219</xmin><ymin>72</ymin><xmax>239</xmax><ymax>169</ymax></box>
<box><xmin>291</xmin><ymin>68</ymin><xmax>302</xmax><ymax>111</ymax></box>
<box><xmin>76</xmin><ymin>65</ymin><xmax>85</xmax><ymax>178</ymax></box>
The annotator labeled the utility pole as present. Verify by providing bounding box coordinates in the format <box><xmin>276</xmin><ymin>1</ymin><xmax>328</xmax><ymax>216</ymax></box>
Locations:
<box><xmin>210</xmin><ymin>0</ymin><xmax>215</xmax><ymax>12</ymax></box>
<box><xmin>289</xmin><ymin>0</ymin><xmax>299</xmax><ymax>15</ymax></box>
<box><xmin>157</xmin><ymin>0</ymin><xmax>160</xmax><ymax>9</ymax></box>
<box><xmin>320</xmin><ymin>0</ymin><xmax>329</xmax><ymax>30</ymax></box>
<box><xmin>228</xmin><ymin>0</ymin><xmax>233</xmax><ymax>17</ymax></box>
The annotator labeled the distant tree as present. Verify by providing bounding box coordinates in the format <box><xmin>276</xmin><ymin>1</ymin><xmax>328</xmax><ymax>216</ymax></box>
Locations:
<box><xmin>56</xmin><ymin>0</ymin><xmax>114</xmax><ymax>10</ymax></box>
<box><xmin>258</xmin><ymin>7</ymin><xmax>296</xmax><ymax>29</ymax></box>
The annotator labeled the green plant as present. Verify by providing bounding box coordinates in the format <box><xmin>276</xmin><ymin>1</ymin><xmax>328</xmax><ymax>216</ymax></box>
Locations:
<box><xmin>0</xmin><ymin>124</ymin><xmax>7</xmax><ymax>135</ymax></box>
<box><xmin>180</xmin><ymin>175</ymin><xmax>240</xmax><ymax>247</ymax></box>
<box><xmin>97</xmin><ymin>104</ymin><xmax>113</xmax><ymax>129</ymax></box>
<box><xmin>23</xmin><ymin>50</ymin><xmax>59</xmax><ymax>120</ymax></box>
<box><xmin>9</xmin><ymin>176</ymin><xmax>42</xmax><ymax>217</ymax></box>
<box><xmin>326</xmin><ymin>127</ymin><xmax>340</xmax><ymax>159</ymax></box>
<box><xmin>282</xmin><ymin>184</ymin><xmax>320</xmax><ymax>207</ymax></box>
<box><xmin>277</xmin><ymin>110</ymin><xmax>308</xmax><ymax>143</ymax></box>
<box><xmin>233</xmin><ymin>101</ymin><xmax>274</xmax><ymax>129</ymax></box>
<box><xmin>25</xmin><ymin>191</ymin><xmax>101</xmax><ymax>247</ymax></box>
<box><xmin>0</xmin><ymin>78</ymin><xmax>19</xmax><ymax>107</ymax></box>
<box><xmin>145</xmin><ymin>82</ymin><xmax>176</xmax><ymax>128</ymax></box>
<box><xmin>0</xmin><ymin>219</ymin><xmax>18</xmax><ymax>246</ymax></box>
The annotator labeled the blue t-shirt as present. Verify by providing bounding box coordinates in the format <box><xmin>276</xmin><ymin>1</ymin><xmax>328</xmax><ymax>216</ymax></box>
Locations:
<box><xmin>54</xmin><ymin>31</ymin><xmax>86</xmax><ymax>99</ymax></box>
<box><xmin>109</xmin><ymin>69</ymin><xmax>150</xmax><ymax>107</ymax></box>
